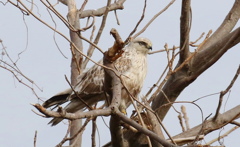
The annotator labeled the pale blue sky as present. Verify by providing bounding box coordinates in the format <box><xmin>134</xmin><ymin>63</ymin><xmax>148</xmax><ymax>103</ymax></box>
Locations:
<box><xmin>1</xmin><ymin>0</ymin><xmax>240</xmax><ymax>146</ymax></box>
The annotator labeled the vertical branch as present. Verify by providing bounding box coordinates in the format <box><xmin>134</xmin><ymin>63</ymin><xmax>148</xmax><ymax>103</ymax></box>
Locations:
<box><xmin>33</xmin><ymin>130</ymin><xmax>37</xmax><ymax>147</ymax></box>
<box><xmin>91</xmin><ymin>117</ymin><xmax>97</xmax><ymax>147</ymax></box>
<box><xmin>179</xmin><ymin>0</ymin><xmax>191</xmax><ymax>63</ymax></box>
<box><xmin>103</xmin><ymin>30</ymin><xmax>125</xmax><ymax>147</ymax></box>
<box><xmin>181</xmin><ymin>105</ymin><xmax>190</xmax><ymax>130</ymax></box>
<box><xmin>213</xmin><ymin>65</ymin><xmax>240</xmax><ymax>121</ymax></box>
<box><xmin>144</xmin><ymin>101</ymin><xmax>165</xmax><ymax>147</ymax></box>
<box><xmin>82</xmin><ymin>0</ymin><xmax>112</xmax><ymax>69</ymax></box>
<box><xmin>67</xmin><ymin>0</ymin><xmax>83</xmax><ymax>146</ymax></box>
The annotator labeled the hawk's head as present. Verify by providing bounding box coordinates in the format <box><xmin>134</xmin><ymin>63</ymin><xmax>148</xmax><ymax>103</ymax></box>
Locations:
<box><xmin>131</xmin><ymin>37</ymin><xmax>152</xmax><ymax>54</ymax></box>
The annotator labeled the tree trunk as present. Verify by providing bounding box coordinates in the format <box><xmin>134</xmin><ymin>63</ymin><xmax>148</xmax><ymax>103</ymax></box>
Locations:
<box><xmin>68</xmin><ymin>0</ymin><xmax>83</xmax><ymax>146</ymax></box>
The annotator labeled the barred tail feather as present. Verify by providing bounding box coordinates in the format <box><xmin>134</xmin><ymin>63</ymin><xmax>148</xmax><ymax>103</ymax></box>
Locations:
<box><xmin>42</xmin><ymin>89</ymin><xmax>72</xmax><ymax>108</ymax></box>
<box><xmin>48</xmin><ymin>94</ymin><xmax>105</xmax><ymax>126</ymax></box>
<box><xmin>49</xmin><ymin>118</ymin><xmax>64</xmax><ymax>126</ymax></box>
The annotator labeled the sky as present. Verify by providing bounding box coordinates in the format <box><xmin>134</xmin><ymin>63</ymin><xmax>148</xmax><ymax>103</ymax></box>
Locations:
<box><xmin>1</xmin><ymin>0</ymin><xmax>240</xmax><ymax>146</ymax></box>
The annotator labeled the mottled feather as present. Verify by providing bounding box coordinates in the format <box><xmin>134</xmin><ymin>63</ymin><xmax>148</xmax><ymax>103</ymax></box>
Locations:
<box><xmin>43</xmin><ymin>37</ymin><xmax>152</xmax><ymax>126</ymax></box>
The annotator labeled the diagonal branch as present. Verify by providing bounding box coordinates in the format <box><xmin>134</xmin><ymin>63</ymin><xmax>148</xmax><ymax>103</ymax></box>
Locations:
<box><xmin>213</xmin><ymin>65</ymin><xmax>240</xmax><ymax>120</ymax></box>
<box><xmin>82</xmin><ymin>0</ymin><xmax>112</xmax><ymax>69</ymax></box>
<box><xmin>133</xmin><ymin>0</ymin><xmax>176</xmax><ymax>38</ymax></box>
<box><xmin>152</xmin><ymin>27</ymin><xmax>240</xmax><ymax>121</ymax></box>
<box><xmin>199</xmin><ymin>0</ymin><xmax>240</xmax><ymax>51</ymax></box>
<box><xmin>191</xmin><ymin>27</ymin><xmax>240</xmax><ymax>76</ymax></box>
<box><xmin>172</xmin><ymin>105</ymin><xmax>240</xmax><ymax>145</ymax></box>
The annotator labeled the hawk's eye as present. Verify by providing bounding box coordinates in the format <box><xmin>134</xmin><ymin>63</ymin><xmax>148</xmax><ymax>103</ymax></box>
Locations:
<box><xmin>138</xmin><ymin>41</ymin><xmax>147</xmax><ymax>46</ymax></box>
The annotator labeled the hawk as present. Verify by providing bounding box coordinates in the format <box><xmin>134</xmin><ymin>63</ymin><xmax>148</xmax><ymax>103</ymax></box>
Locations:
<box><xmin>42</xmin><ymin>37</ymin><xmax>152</xmax><ymax>126</ymax></box>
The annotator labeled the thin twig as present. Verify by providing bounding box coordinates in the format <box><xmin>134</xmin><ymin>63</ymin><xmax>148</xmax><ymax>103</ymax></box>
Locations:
<box><xmin>206</xmin><ymin>126</ymin><xmax>239</xmax><ymax>145</ymax></box>
<box><xmin>56</xmin><ymin>119</ymin><xmax>91</xmax><ymax>147</ymax></box>
<box><xmin>148</xmin><ymin>46</ymin><xmax>179</xmax><ymax>55</ymax></box>
<box><xmin>125</xmin><ymin>0</ymin><xmax>147</xmax><ymax>43</ymax></box>
<box><xmin>133</xmin><ymin>0</ymin><xmax>176</xmax><ymax>38</ymax></box>
<box><xmin>56</xmin><ymin>122</ymin><xmax>71</xmax><ymax>146</ymax></box>
<box><xmin>82</xmin><ymin>0</ymin><xmax>112</xmax><ymax>69</ymax></box>
<box><xmin>213</xmin><ymin>65</ymin><xmax>240</xmax><ymax>120</ymax></box>
<box><xmin>34</xmin><ymin>130</ymin><xmax>37</xmax><ymax>147</ymax></box>
<box><xmin>189</xmin><ymin>32</ymin><xmax>205</xmax><ymax>47</ymax></box>
<box><xmin>64</xmin><ymin>75</ymin><xmax>93</xmax><ymax>110</ymax></box>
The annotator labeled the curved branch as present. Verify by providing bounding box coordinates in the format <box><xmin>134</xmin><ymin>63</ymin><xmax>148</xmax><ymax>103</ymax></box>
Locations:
<box><xmin>172</xmin><ymin>105</ymin><xmax>240</xmax><ymax>145</ymax></box>
<box><xmin>79</xmin><ymin>0</ymin><xmax>125</xmax><ymax>18</ymax></box>
<box><xmin>199</xmin><ymin>0</ymin><xmax>240</xmax><ymax>51</ymax></box>
<box><xmin>191</xmin><ymin>27</ymin><xmax>240</xmax><ymax>76</ymax></box>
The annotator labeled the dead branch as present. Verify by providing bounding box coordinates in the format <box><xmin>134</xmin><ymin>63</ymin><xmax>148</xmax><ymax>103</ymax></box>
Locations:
<box><xmin>125</xmin><ymin>0</ymin><xmax>147</xmax><ymax>42</ymax></box>
<box><xmin>172</xmin><ymin>105</ymin><xmax>240</xmax><ymax>145</ymax></box>
<box><xmin>179</xmin><ymin>0</ymin><xmax>191</xmax><ymax>63</ymax></box>
<box><xmin>192</xmin><ymin>27</ymin><xmax>240</xmax><ymax>77</ymax></box>
<box><xmin>103</xmin><ymin>31</ymin><xmax>125</xmax><ymax>147</ymax></box>
<box><xmin>148</xmin><ymin>46</ymin><xmax>179</xmax><ymax>55</ymax></box>
<box><xmin>104</xmin><ymin>29</ymin><xmax>124</xmax><ymax>60</ymax></box>
<box><xmin>230</xmin><ymin>121</ymin><xmax>240</xmax><ymax>127</ymax></box>
<box><xmin>116</xmin><ymin>111</ymin><xmax>179</xmax><ymax>147</ymax></box>
<box><xmin>34</xmin><ymin>130</ymin><xmax>37</xmax><ymax>147</ymax></box>
<box><xmin>144</xmin><ymin>100</ymin><xmax>166</xmax><ymax>147</ymax></box>
<box><xmin>91</xmin><ymin>117</ymin><xmax>97</xmax><ymax>147</ymax></box>
<box><xmin>213</xmin><ymin>65</ymin><xmax>240</xmax><ymax>120</ymax></box>
<box><xmin>56</xmin><ymin>119</ymin><xmax>91</xmax><ymax>147</ymax></box>
<box><xmin>82</xmin><ymin>0</ymin><xmax>112</xmax><ymax>69</ymax></box>
<box><xmin>33</xmin><ymin>103</ymin><xmax>112</xmax><ymax>119</ymax></box>
<box><xmin>78</xmin><ymin>0</ymin><xmax>125</xmax><ymax>18</ymax></box>
<box><xmin>189</xmin><ymin>32</ymin><xmax>205</xmax><ymax>47</ymax></box>
<box><xmin>178</xmin><ymin>113</ymin><xmax>186</xmax><ymax>132</ymax></box>
<box><xmin>206</xmin><ymin>125</ymin><xmax>239</xmax><ymax>145</ymax></box>
<box><xmin>18</xmin><ymin>0</ymin><xmax>105</xmax><ymax>58</ymax></box>
<box><xmin>64</xmin><ymin>75</ymin><xmax>93</xmax><ymax>110</ymax></box>
<box><xmin>199</xmin><ymin>0</ymin><xmax>240</xmax><ymax>51</ymax></box>
<box><xmin>67</xmin><ymin>0</ymin><xmax>85</xmax><ymax>145</ymax></box>
<box><xmin>0</xmin><ymin>63</ymin><xmax>41</xmax><ymax>100</ymax></box>
<box><xmin>133</xmin><ymin>0</ymin><xmax>176</xmax><ymax>38</ymax></box>
<box><xmin>181</xmin><ymin>105</ymin><xmax>190</xmax><ymax>130</ymax></box>
<box><xmin>152</xmin><ymin>27</ymin><xmax>240</xmax><ymax>121</ymax></box>
<box><xmin>56</xmin><ymin>122</ymin><xmax>71</xmax><ymax>146</ymax></box>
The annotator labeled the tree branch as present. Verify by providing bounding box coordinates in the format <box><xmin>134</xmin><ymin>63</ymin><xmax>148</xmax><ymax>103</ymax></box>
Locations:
<box><xmin>152</xmin><ymin>27</ymin><xmax>240</xmax><ymax>121</ymax></box>
<box><xmin>172</xmin><ymin>105</ymin><xmax>240</xmax><ymax>145</ymax></box>
<box><xmin>199</xmin><ymin>0</ymin><xmax>240</xmax><ymax>51</ymax></box>
<box><xmin>67</xmin><ymin>0</ymin><xmax>84</xmax><ymax>145</ymax></box>
<box><xmin>179</xmin><ymin>0</ymin><xmax>191</xmax><ymax>63</ymax></box>
<box><xmin>79</xmin><ymin>0</ymin><xmax>125</xmax><ymax>18</ymax></box>
<box><xmin>82</xmin><ymin>0</ymin><xmax>112</xmax><ymax>69</ymax></box>
<box><xmin>33</xmin><ymin>103</ymin><xmax>112</xmax><ymax>119</ymax></box>
<box><xmin>191</xmin><ymin>27</ymin><xmax>240</xmax><ymax>76</ymax></box>
<box><xmin>103</xmin><ymin>30</ymin><xmax>125</xmax><ymax>147</ymax></box>
<box><xmin>213</xmin><ymin>65</ymin><xmax>240</xmax><ymax>120</ymax></box>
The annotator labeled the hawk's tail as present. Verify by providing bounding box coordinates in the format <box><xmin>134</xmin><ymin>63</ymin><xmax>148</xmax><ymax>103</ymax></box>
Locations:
<box><xmin>47</xmin><ymin>95</ymin><xmax>105</xmax><ymax>126</ymax></box>
<box><xmin>42</xmin><ymin>89</ymin><xmax>72</xmax><ymax>108</ymax></box>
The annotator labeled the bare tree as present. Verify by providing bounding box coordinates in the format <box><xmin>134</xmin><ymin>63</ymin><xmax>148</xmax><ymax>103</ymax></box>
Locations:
<box><xmin>1</xmin><ymin>0</ymin><xmax>240</xmax><ymax>147</ymax></box>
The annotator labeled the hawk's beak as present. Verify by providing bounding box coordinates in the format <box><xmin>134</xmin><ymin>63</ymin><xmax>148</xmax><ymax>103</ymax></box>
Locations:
<box><xmin>148</xmin><ymin>46</ymin><xmax>152</xmax><ymax>50</ymax></box>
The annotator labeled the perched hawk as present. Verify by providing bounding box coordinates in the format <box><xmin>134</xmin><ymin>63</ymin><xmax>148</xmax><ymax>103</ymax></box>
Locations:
<box><xmin>42</xmin><ymin>37</ymin><xmax>152</xmax><ymax>126</ymax></box>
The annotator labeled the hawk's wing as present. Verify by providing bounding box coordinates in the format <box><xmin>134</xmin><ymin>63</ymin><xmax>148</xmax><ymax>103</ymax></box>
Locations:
<box><xmin>72</xmin><ymin>60</ymin><xmax>105</xmax><ymax>99</ymax></box>
<box><xmin>42</xmin><ymin>60</ymin><xmax>105</xmax><ymax>109</ymax></box>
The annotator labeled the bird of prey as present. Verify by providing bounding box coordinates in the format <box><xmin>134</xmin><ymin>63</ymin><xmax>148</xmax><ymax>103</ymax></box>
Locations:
<box><xmin>42</xmin><ymin>37</ymin><xmax>152</xmax><ymax>126</ymax></box>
